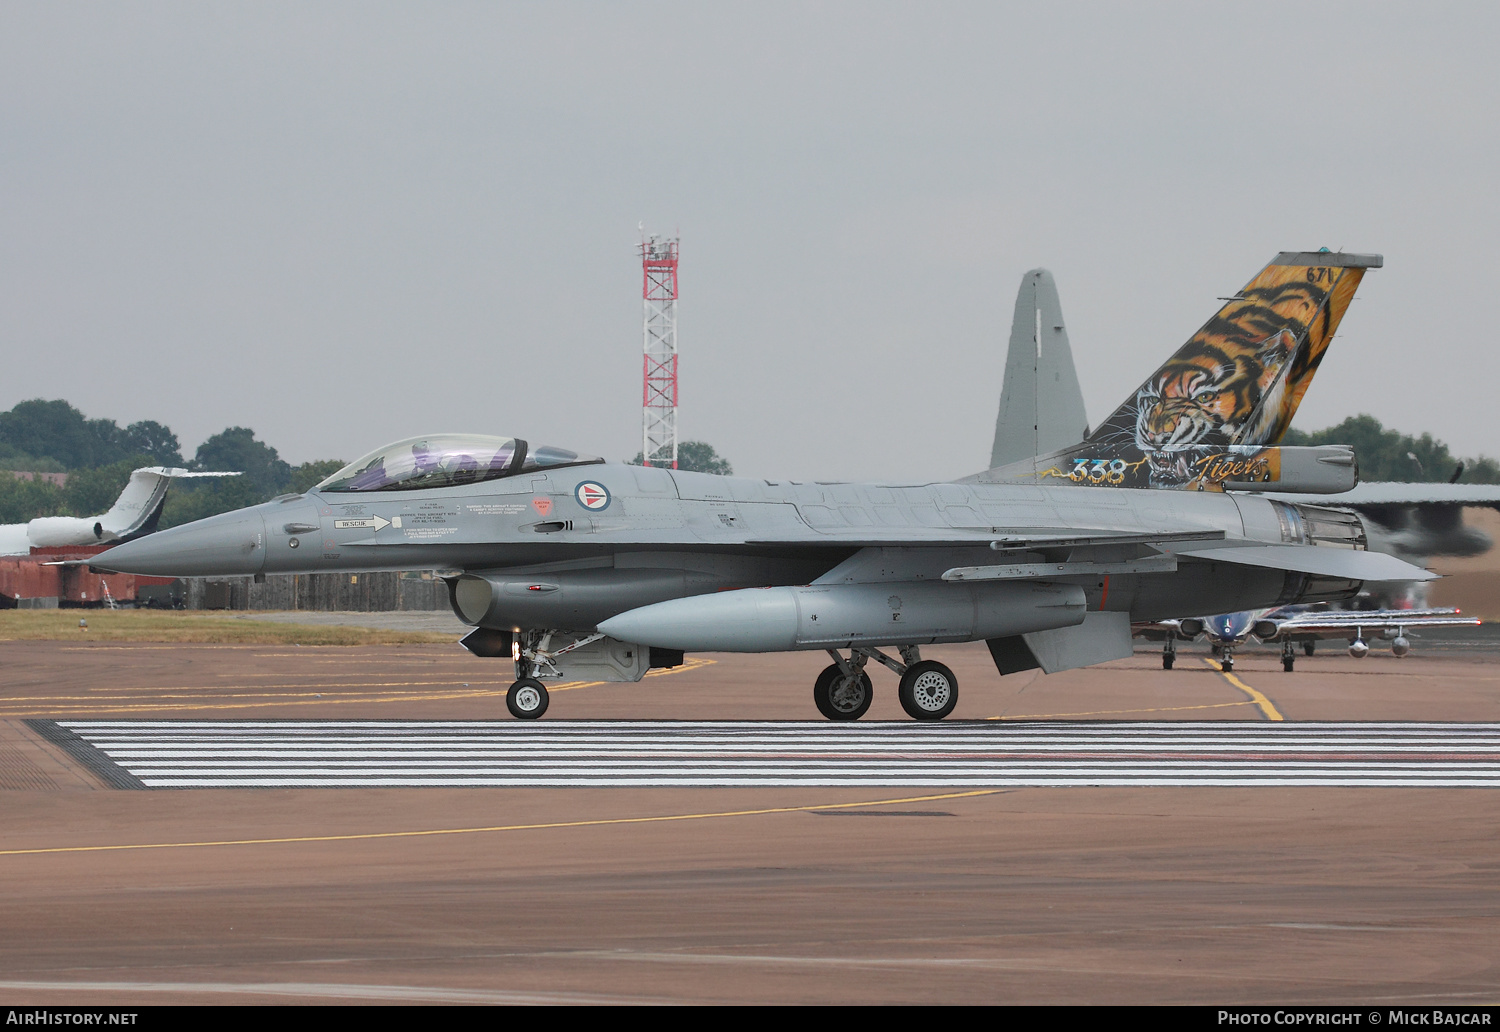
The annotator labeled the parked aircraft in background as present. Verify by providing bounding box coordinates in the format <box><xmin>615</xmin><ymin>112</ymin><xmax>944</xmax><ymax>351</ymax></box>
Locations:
<box><xmin>96</xmin><ymin>251</ymin><xmax>1428</xmax><ymax>721</ymax></box>
<box><xmin>0</xmin><ymin>468</ymin><xmax>239</xmax><ymax>557</ymax></box>
<box><xmin>1136</xmin><ymin>606</ymin><xmax>1479</xmax><ymax>672</ymax></box>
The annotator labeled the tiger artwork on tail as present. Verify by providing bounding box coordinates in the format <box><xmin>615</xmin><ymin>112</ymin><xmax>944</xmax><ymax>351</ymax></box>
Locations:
<box><xmin>980</xmin><ymin>251</ymin><xmax>1377</xmax><ymax>493</ymax></box>
<box><xmin>1081</xmin><ymin>259</ymin><xmax>1367</xmax><ymax>489</ymax></box>
<box><xmin>1131</xmin><ymin>284</ymin><xmax>1321</xmax><ymax>484</ymax></box>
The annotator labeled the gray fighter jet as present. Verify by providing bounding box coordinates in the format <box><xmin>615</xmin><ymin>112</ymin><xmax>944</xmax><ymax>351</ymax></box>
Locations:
<box><xmin>96</xmin><ymin>250</ymin><xmax>1430</xmax><ymax>721</ymax></box>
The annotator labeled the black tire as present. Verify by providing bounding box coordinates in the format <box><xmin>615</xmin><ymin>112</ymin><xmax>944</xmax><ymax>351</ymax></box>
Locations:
<box><xmin>898</xmin><ymin>660</ymin><xmax>958</xmax><ymax>721</ymax></box>
<box><xmin>1163</xmin><ymin>653</ymin><xmax>1175</xmax><ymax>670</ymax></box>
<box><xmin>813</xmin><ymin>664</ymin><xmax>872</xmax><ymax>721</ymax></box>
<box><xmin>1303</xmin><ymin>640</ymin><xmax>1316</xmax><ymax>656</ymax></box>
<box><xmin>1283</xmin><ymin>656</ymin><xmax>1295</xmax><ymax>672</ymax></box>
<box><xmin>506</xmin><ymin>678</ymin><xmax>550</xmax><ymax>719</ymax></box>
<box><xmin>1221</xmin><ymin>657</ymin><xmax>1234</xmax><ymax>673</ymax></box>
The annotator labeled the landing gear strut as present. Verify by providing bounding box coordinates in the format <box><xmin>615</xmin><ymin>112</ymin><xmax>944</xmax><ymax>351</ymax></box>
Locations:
<box><xmin>1220</xmin><ymin>647</ymin><xmax>1235</xmax><ymax>673</ymax></box>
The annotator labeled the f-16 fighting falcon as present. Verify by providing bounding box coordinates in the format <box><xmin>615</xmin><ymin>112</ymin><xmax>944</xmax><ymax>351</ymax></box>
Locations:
<box><xmin>95</xmin><ymin>250</ymin><xmax>1432</xmax><ymax>721</ymax></box>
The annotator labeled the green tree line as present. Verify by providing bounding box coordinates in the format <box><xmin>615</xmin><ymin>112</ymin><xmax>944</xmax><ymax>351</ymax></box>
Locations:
<box><xmin>1281</xmin><ymin>415</ymin><xmax>1500</xmax><ymax>484</ymax></box>
<box><xmin>0</xmin><ymin>399</ymin><xmax>343</xmax><ymax>526</ymax></box>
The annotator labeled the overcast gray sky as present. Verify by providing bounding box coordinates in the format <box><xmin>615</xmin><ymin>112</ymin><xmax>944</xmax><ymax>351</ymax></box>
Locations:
<box><xmin>3</xmin><ymin>2</ymin><xmax>1496</xmax><ymax>481</ymax></box>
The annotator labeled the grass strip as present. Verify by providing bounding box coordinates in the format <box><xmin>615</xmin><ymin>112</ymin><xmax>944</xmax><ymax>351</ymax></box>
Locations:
<box><xmin>0</xmin><ymin>610</ymin><xmax>454</xmax><ymax>646</ymax></box>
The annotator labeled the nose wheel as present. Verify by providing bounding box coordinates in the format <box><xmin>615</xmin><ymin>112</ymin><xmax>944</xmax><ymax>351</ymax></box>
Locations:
<box><xmin>507</xmin><ymin>678</ymin><xmax>550</xmax><ymax>719</ymax></box>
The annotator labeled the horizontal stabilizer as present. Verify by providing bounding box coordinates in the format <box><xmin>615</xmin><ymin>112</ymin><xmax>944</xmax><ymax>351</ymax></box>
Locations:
<box><xmin>1266</xmin><ymin>483</ymin><xmax>1500</xmax><ymax>509</ymax></box>
<box><xmin>1179</xmin><ymin>545</ymin><xmax>1436</xmax><ymax>581</ymax></box>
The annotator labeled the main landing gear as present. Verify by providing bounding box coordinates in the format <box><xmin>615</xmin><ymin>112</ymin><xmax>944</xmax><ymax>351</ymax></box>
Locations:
<box><xmin>813</xmin><ymin>646</ymin><xmax>959</xmax><ymax>722</ymax></box>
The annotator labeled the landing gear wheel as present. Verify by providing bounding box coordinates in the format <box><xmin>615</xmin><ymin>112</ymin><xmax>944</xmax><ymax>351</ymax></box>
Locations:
<box><xmin>813</xmin><ymin>664</ymin><xmax>873</xmax><ymax>721</ymax></box>
<box><xmin>1283</xmin><ymin>656</ymin><xmax>1295</xmax><ymax>672</ymax></box>
<box><xmin>1221</xmin><ymin>656</ymin><xmax>1234</xmax><ymax>673</ymax></box>
<box><xmin>898</xmin><ymin>660</ymin><xmax>958</xmax><ymax>721</ymax></box>
<box><xmin>1163</xmin><ymin>653</ymin><xmax>1175</xmax><ymax>670</ymax></box>
<box><xmin>507</xmin><ymin>677</ymin><xmax>550</xmax><ymax>719</ymax></box>
<box><xmin>1303</xmin><ymin>640</ymin><xmax>1316</xmax><ymax>656</ymax></box>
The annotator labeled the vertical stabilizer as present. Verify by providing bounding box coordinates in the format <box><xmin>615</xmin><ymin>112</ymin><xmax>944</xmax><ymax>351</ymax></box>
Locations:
<box><xmin>967</xmin><ymin>250</ymin><xmax>1381</xmax><ymax>492</ymax></box>
<box><xmin>989</xmin><ymin>269</ymin><xmax>1089</xmax><ymax>469</ymax></box>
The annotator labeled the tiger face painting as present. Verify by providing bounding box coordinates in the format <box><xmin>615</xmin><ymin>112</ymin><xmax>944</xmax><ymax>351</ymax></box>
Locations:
<box><xmin>1133</xmin><ymin>326</ymin><xmax>1298</xmax><ymax>485</ymax></box>
<box><xmin>1108</xmin><ymin>274</ymin><xmax>1345</xmax><ymax>487</ymax></box>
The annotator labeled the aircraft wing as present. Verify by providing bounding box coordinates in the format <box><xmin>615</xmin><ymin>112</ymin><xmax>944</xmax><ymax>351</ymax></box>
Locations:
<box><xmin>1272</xmin><ymin>608</ymin><xmax>1479</xmax><ymax>637</ymax></box>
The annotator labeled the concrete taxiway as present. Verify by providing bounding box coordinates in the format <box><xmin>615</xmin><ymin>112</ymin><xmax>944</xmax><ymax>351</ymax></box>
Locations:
<box><xmin>1</xmin><ymin>633</ymin><xmax>1499</xmax><ymax>1004</ymax></box>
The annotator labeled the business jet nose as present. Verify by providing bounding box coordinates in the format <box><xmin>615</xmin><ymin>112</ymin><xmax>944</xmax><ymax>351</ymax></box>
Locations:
<box><xmin>93</xmin><ymin>507</ymin><xmax>269</xmax><ymax>577</ymax></box>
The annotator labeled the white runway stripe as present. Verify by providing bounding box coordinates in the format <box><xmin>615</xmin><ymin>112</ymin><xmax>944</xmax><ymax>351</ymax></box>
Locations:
<box><xmin>45</xmin><ymin>720</ymin><xmax>1500</xmax><ymax>789</ymax></box>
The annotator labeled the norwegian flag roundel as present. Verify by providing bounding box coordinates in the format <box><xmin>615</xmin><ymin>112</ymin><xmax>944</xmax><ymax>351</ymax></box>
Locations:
<box><xmin>574</xmin><ymin>480</ymin><xmax>611</xmax><ymax>511</ymax></box>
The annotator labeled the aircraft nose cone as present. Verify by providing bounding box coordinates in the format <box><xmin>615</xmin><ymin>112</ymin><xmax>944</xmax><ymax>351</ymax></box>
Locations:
<box><xmin>94</xmin><ymin>508</ymin><xmax>269</xmax><ymax>577</ymax></box>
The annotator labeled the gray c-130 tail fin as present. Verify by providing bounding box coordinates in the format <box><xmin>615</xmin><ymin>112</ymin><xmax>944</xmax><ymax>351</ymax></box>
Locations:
<box><xmin>988</xmin><ymin>269</ymin><xmax>1089</xmax><ymax>469</ymax></box>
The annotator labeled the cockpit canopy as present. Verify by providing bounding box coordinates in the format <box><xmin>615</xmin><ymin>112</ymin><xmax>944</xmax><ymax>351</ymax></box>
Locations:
<box><xmin>314</xmin><ymin>435</ymin><xmax>602</xmax><ymax>493</ymax></box>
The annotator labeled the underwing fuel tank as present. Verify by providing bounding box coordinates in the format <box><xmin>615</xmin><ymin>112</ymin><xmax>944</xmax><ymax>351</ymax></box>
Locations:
<box><xmin>597</xmin><ymin>581</ymin><xmax>1088</xmax><ymax>653</ymax></box>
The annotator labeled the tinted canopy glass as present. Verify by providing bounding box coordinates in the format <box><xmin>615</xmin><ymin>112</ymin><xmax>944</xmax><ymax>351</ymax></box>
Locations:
<box><xmin>314</xmin><ymin>435</ymin><xmax>601</xmax><ymax>493</ymax></box>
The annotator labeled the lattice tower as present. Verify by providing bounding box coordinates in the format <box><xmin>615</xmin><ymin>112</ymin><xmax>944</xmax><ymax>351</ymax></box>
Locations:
<box><xmin>641</xmin><ymin>233</ymin><xmax>680</xmax><ymax>468</ymax></box>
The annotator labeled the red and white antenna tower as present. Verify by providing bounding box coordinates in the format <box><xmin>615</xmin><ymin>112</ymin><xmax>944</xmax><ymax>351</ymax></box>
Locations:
<box><xmin>640</xmin><ymin>231</ymin><xmax>680</xmax><ymax>468</ymax></box>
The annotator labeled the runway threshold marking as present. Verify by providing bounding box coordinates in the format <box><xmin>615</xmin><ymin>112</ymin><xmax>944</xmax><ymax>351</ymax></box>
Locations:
<box><xmin>43</xmin><ymin>721</ymin><xmax>1500</xmax><ymax>789</ymax></box>
<box><xmin>0</xmin><ymin>789</ymin><xmax>999</xmax><ymax>857</ymax></box>
<box><xmin>1205</xmin><ymin>659</ymin><xmax>1284</xmax><ymax>721</ymax></box>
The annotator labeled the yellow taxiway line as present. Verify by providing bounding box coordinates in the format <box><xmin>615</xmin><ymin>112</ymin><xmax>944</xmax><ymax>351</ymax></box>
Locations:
<box><xmin>1203</xmin><ymin>658</ymin><xmax>1284</xmax><ymax>721</ymax></box>
<box><xmin>0</xmin><ymin>789</ymin><xmax>999</xmax><ymax>857</ymax></box>
<box><xmin>990</xmin><ymin>700</ymin><xmax>1256</xmax><ymax>720</ymax></box>
<box><xmin>0</xmin><ymin>657</ymin><xmax>719</xmax><ymax>717</ymax></box>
